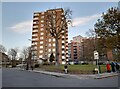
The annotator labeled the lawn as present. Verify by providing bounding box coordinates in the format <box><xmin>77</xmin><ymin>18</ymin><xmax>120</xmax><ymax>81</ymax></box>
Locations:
<box><xmin>36</xmin><ymin>64</ymin><xmax>107</xmax><ymax>74</ymax></box>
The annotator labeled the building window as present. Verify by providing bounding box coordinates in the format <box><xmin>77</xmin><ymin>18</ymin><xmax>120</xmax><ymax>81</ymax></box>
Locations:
<box><xmin>40</xmin><ymin>46</ymin><xmax>43</xmax><ymax>49</ymax></box>
<box><xmin>40</xmin><ymin>50</ymin><xmax>43</xmax><ymax>53</ymax></box>
<box><xmin>32</xmin><ymin>30</ymin><xmax>38</xmax><ymax>32</ymax></box>
<box><xmin>41</xmin><ymin>16</ymin><xmax>44</xmax><ymax>18</ymax></box>
<box><xmin>32</xmin><ymin>42</ymin><xmax>37</xmax><ymax>45</ymax></box>
<box><xmin>48</xmin><ymin>54</ymin><xmax>51</xmax><ymax>57</ymax></box>
<box><xmin>62</xmin><ymin>56</ymin><xmax>65</xmax><ymax>59</ymax></box>
<box><xmin>48</xmin><ymin>44</ymin><xmax>51</xmax><ymax>47</ymax></box>
<box><xmin>62</xmin><ymin>51</ymin><xmax>65</xmax><ymax>54</ymax></box>
<box><xmin>49</xmin><ymin>39</ymin><xmax>51</xmax><ymax>42</ymax></box>
<box><xmin>66</xmin><ymin>50</ymin><xmax>68</xmax><ymax>54</ymax></box>
<box><xmin>33</xmin><ymin>17</ymin><xmax>39</xmax><ymax>20</ymax></box>
<box><xmin>33</xmin><ymin>21</ymin><xmax>39</xmax><ymax>24</ymax></box>
<box><xmin>32</xmin><ymin>38</ymin><xmax>38</xmax><ymax>41</ymax></box>
<box><xmin>62</xmin><ymin>30</ymin><xmax>64</xmax><ymax>33</ymax></box>
<box><xmin>66</xmin><ymin>47</ymin><xmax>68</xmax><ymax>49</ymax></box>
<box><xmin>39</xmin><ymin>55</ymin><xmax>43</xmax><ymax>58</ymax></box>
<box><xmin>41</xmin><ymin>24</ymin><xmax>44</xmax><ymax>27</ymax></box>
<box><xmin>40</xmin><ymin>37</ymin><xmax>44</xmax><ymax>40</ymax></box>
<box><xmin>40</xmin><ymin>28</ymin><xmax>44</xmax><ymax>31</ymax></box>
<box><xmin>41</xmin><ymin>12</ymin><xmax>44</xmax><ymax>14</ymax></box>
<box><xmin>62</xmin><ymin>46</ymin><xmax>65</xmax><ymax>48</ymax></box>
<box><xmin>40</xmin><ymin>32</ymin><xmax>44</xmax><ymax>35</ymax></box>
<box><xmin>34</xmin><ymin>13</ymin><xmax>39</xmax><ymax>16</ymax></box>
<box><xmin>41</xmin><ymin>20</ymin><xmax>44</xmax><ymax>23</ymax></box>
<box><xmin>32</xmin><ymin>34</ymin><xmax>38</xmax><ymax>36</ymax></box>
<box><xmin>48</xmin><ymin>49</ymin><xmax>51</xmax><ymax>52</ymax></box>
<box><xmin>33</xmin><ymin>25</ymin><xmax>38</xmax><ymax>28</ymax></box>
<box><xmin>62</xmin><ymin>36</ymin><xmax>65</xmax><ymax>38</ymax></box>
<box><xmin>53</xmin><ymin>15</ymin><xmax>56</xmax><ymax>18</ymax></box>
<box><xmin>62</xmin><ymin>41</ymin><xmax>65</xmax><ymax>43</ymax></box>
<box><xmin>53</xmin><ymin>43</ymin><xmax>55</xmax><ymax>47</ymax></box>
<box><xmin>40</xmin><ymin>41</ymin><xmax>43</xmax><ymax>44</ymax></box>
<box><xmin>53</xmin><ymin>38</ymin><xmax>55</xmax><ymax>42</ymax></box>
<box><xmin>53</xmin><ymin>49</ymin><xmax>55</xmax><ymax>52</ymax></box>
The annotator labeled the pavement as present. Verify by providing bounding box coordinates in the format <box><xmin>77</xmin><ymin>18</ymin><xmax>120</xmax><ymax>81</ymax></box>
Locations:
<box><xmin>20</xmin><ymin>68</ymin><xmax>119</xmax><ymax>80</ymax></box>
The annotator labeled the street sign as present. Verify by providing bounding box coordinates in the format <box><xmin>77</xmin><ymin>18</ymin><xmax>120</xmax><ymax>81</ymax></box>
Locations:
<box><xmin>94</xmin><ymin>50</ymin><xmax>99</xmax><ymax>60</ymax></box>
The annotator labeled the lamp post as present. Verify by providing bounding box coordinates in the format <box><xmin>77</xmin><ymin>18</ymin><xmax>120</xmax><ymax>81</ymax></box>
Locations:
<box><xmin>28</xmin><ymin>39</ymin><xmax>35</xmax><ymax>68</ymax></box>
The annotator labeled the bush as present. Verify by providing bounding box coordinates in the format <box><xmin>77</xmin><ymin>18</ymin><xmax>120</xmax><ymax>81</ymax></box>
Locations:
<box><xmin>49</xmin><ymin>53</ymin><xmax>55</xmax><ymax>63</ymax></box>
<box><xmin>81</xmin><ymin>63</ymin><xmax>88</xmax><ymax>65</ymax></box>
<box><xmin>34</xmin><ymin>64</ymin><xmax>39</xmax><ymax>68</ymax></box>
<box><xmin>98</xmin><ymin>62</ymin><xmax>103</xmax><ymax>65</ymax></box>
<box><xmin>43</xmin><ymin>62</ymin><xmax>50</xmax><ymax>65</ymax></box>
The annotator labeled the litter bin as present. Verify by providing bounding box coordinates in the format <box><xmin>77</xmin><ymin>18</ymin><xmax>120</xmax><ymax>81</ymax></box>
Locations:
<box><xmin>99</xmin><ymin>65</ymin><xmax>101</xmax><ymax>73</ymax></box>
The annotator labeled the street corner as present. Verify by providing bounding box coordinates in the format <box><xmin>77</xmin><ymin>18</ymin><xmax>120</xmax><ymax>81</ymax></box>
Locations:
<box><xmin>94</xmin><ymin>73</ymin><xmax>119</xmax><ymax>79</ymax></box>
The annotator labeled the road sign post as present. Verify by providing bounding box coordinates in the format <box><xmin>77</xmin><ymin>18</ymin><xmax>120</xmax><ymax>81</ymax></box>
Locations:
<box><xmin>94</xmin><ymin>50</ymin><xmax>99</xmax><ymax>74</ymax></box>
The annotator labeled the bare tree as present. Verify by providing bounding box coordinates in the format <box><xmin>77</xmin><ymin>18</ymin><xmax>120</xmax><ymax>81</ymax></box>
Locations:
<box><xmin>8</xmin><ymin>48</ymin><xmax>18</xmax><ymax>67</ymax></box>
<box><xmin>0</xmin><ymin>44</ymin><xmax>6</xmax><ymax>53</ymax></box>
<box><xmin>22</xmin><ymin>47</ymin><xmax>30</xmax><ymax>60</ymax></box>
<box><xmin>21</xmin><ymin>47</ymin><xmax>31</xmax><ymax>70</ymax></box>
<box><xmin>46</xmin><ymin>8</ymin><xmax>72</xmax><ymax>66</ymax></box>
<box><xmin>86</xmin><ymin>29</ymin><xmax>96</xmax><ymax>38</ymax></box>
<box><xmin>86</xmin><ymin>29</ymin><xmax>97</xmax><ymax>50</ymax></box>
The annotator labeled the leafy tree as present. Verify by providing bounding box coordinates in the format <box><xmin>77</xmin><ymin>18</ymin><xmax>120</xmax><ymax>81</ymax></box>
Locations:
<box><xmin>94</xmin><ymin>7</ymin><xmax>120</xmax><ymax>61</ymax></box>
<box><xmin>46</xmin><ymin>8</ymin><xmax>72</xmax><ymax>66</ymax></box>
<box><xmin>49</xmin><ymin>53</ymin><xmax>55</xmax><ymax>63</ymax></box>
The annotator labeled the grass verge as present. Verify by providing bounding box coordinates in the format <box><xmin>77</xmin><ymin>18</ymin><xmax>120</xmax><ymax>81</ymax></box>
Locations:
<box><xmin>36</xmin><ymin>64</ymin><xmax>106</xmax><ymax>74</ymax></box>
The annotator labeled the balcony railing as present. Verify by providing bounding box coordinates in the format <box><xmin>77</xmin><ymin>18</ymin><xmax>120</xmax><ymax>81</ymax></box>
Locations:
<box><xmin>33</xmin><ymin>26</ymin><xmax>38</xmax><ymax>29</ymax></box>
<box><xmin>34</xmin><ymin>13</ymin><xmax>39</xmax><ymax>16</ymax></box>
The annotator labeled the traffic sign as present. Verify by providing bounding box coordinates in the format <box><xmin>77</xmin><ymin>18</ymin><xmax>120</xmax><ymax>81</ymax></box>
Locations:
<box><xmin>94</xmin><ymin>50</ymin><xmax>99</xmax><ymax>60</ymax></box>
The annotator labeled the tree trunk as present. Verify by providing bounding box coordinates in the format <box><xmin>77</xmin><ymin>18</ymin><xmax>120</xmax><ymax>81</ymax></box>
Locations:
<box><xmin>55</xmin><ymin>38</ymin><xmax>59</xmax><ymax>66</ymax></box>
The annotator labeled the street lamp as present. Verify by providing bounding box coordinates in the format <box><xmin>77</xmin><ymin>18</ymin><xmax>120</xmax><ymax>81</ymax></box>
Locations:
<box><xmin>28</xmin><ymin>39</ymin><xmax>36</xmax><ymax>66</ymax></box>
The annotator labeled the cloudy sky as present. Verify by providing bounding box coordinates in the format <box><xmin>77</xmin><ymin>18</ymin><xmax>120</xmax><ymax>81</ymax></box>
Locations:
<box><xmin>2</xmin><ymin>2</ymin><xmax>118</xmax><ymax>50</ymax></box>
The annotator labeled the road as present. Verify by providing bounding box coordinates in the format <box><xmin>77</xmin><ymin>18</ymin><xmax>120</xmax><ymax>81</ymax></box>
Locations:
<box><xmin>2</xmin><ymin>68</ymin><xmax>118</xmax><ymax>87</ymax></box>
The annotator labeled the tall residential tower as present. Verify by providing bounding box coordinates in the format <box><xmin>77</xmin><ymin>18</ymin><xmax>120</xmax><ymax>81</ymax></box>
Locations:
<box><xmin>31</xmin><ymin>8</ymin><xmax>68</xmax><ymax>63</ymax></box>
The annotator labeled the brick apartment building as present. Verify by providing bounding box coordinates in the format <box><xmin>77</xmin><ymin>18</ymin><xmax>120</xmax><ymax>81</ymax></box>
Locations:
<box><xmin>0</xmin><ymin>52</ymin><xmax>10</xmax><ymax>66</ymax></box>
<box><xmin>31</xmin><ymin>8</ymin><xmax>68</xmax><ymax>63</ymax></box>
<box><xmin>68</xmin><ymin>35</ymin><xmax>84</xmax><ymax>61</ymax></box>
<box><xmin>68</xmin><ymin>35</ymin><xmax>114</xmax><ymax>62</ymax></box>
